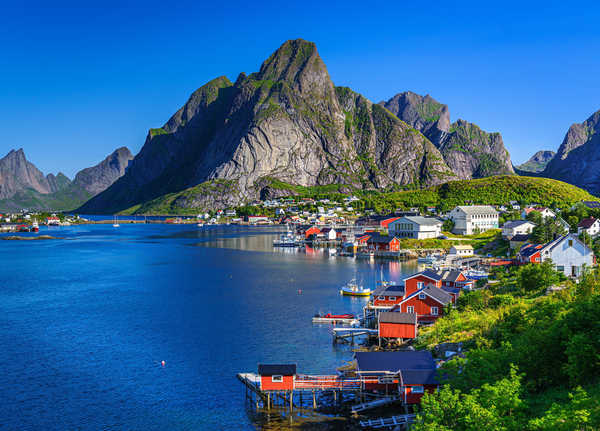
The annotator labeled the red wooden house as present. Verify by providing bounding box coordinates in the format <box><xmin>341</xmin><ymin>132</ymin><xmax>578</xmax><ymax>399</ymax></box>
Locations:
<box><xmin>518</xmin><ymin>243</ymin><xmax>543</xmax><ymax>264</ymax></box>
<box><xmin>366</xmin><ymin>233</ymin><xmax>401</xmax><ymax>252</ymax></box>
<box><xmin>397</xmin><ymin>286</ymin><xmax>452</xmax><ymax>323</ymax></box>
<box><xmin>378</xmin><ymin>312</ymin><xmax>418</xmax><ymax>339</ymax></box>
<box><xmin>304</xmin><ymin>226</ymin><xmax>321</xmax><ymax>239</ymax></box>
<box><xmin>258</xmin><ymin>364</ymin><xmax>296</xmax><ymax>391</ymax></box>
<box><xmin>372</xmin><ymin>285</ymin><xmax>405</xmax><ymax>308</ymax></box>
<box><xmin>354</xmin><ymin>351</ymin><xmax>438</xmax><ymax>403</ymax></box>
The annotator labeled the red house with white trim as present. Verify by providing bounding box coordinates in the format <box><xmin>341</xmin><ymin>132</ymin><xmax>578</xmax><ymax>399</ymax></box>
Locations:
<box><xmin>258</xmin><ymin>364</ymin><xmax>296</xmax><ymax>391</ymax></box>
<box><xmin>397</xmin><ymin>286</ymin><xmax>452</xmax><ymax>323</ymax></box>
<box><xmin>378</xmin><ymin>312</ymin><xmax>418</xmax><ymax>339</ymax></box>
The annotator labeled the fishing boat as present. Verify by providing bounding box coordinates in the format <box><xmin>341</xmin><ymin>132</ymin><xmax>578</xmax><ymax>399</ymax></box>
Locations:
<box><xmin>113</xmin><ymin>215</ymin><xmax>120</xmax><ymax>228</ymax></box>
<box><xmin>273</xmin><ymin>229</ymin><xmax>297</xmax><ymax>247</ymax></box>
<box><xmin>312</xmin><ymin>313</ymin><xmax>358</xmax><ymax>325</ymax></box>
<box><xmin>31</xmin><ymin>220</ymin><xmax>39</xmax><ymax>232</ymax></box>
<box><xmin>465</xmin><ymin>269</ymin><xmax>489</xmax><ymax>280</ymax></box>
<box><xmin>417</xmin><ymin>254</ymin><xmax>438</xmax><ymax>264</ymax></box>
<box><xmin>340</xmin><ymin>279</ymin><xmax>372</xmax><ymax>297</ymax></box>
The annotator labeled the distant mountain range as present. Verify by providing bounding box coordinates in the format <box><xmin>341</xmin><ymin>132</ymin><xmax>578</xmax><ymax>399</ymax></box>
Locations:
<box><xmin>4</xmin><ymin>39</ymin><xmax>599</xmax><ymax>214</ymax></box>
<box><xmin>77</xmin><ymin>39</ymin><xmax>515</xmax><ymax>214</ymax></box>
<box><xmin>0</xmin><ymin>147</ymin><xmax>132</xmax><ymax>211</ymax></box>
<box><xmin>517</xmin><ymin>150</ymin><xmax>556</xmax><ymax>173</ymax></box>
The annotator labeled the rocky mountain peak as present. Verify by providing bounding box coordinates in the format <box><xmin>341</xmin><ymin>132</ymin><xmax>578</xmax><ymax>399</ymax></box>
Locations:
<box><xmin>73</xmin><ymin>147</ymin><xmax>133</xmax><ymax>196</ymax></box>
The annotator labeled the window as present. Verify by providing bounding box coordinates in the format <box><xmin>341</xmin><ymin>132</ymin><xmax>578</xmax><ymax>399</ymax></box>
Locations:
<box><xmin>378</xmin><ymin>296</ymin><xmax>385</xmax><ymax>300</ymax></box>
<box><xmin>389</xmin><ymin>296</ymin><xmax>396</xmax><ymax>301</ymax></box>
<box><xmin>417</xmin><ymin>282</ymin><xmax>424</xmax><ymax>289</ymax></box>
<box><xmin>271</xmin><ymin>375</ymin><xmax>283</xmax><ymax>383</ymax></box>
<box><xmin>569</xmin><ymin>239</ymin><xmax>573</xmax><ymax>247</ymax></box>
<box><xmin>431</xmin><ymin>307</ymin><xmax>439</xmax><ymax>316</ymax></box>
<box><xmin>557</xmin><ymin>266</ymin><xmax>564</xmax><ymax>272</ymax></box>
<box><xmin>419</xmin><ymin>293</ymin><xmax>426</xmax><ymax>300</ymax></box>
<box><xmin>411</xmin><ymin>386</ymin><xmax>424</xmax><ymax>393</ymax></box>
<box><xmin>406</xmin><ymin>306</ymin><xmax>414</xmax><ymax>313</ymax></box>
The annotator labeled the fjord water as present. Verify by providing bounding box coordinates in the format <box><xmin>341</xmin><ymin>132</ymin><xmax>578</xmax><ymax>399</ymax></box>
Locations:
<box><xmin>0</xmin><ymin>224</ymin><xmax>419</xmax><ymax>430</ymax></box>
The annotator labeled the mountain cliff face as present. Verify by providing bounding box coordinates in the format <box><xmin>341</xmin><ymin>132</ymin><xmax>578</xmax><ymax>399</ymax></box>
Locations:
<box><xmin>543</xmin><ymin>109</ymin><xmax>600</xmax><ymax>194</ymax></box>
<box><xmin>380</xmin><ymin>93</ymin><xmax>514</xmax><ymax>179</ymax></box>
<box><xmin>0</xmin><ymin>149</ymin><xmax>60</xmax><ymax>198</ymax></box>
<box><xmin>517</xmin><ymin>150</ymin><xmax>555</xmax><ymax>173</ymax></box>
<box><xmin>73</xmin><ymin>147</ymin><xmax>133</xmax><ymax>195</ymax></box>
<box><xmin>0</xmin><ymin>147</ymin><xmax>132</xmax><ymax>211</ymax></box>
<box><xmin>79</xmin><ymin>39</ymin><xmax>458</xmax><ymax>214</ymax></box>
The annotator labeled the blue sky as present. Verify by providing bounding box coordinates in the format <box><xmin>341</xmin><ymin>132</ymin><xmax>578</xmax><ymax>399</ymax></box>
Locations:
<box><xmin>2</xmin><ymin>0</ymin><xmax>599</xmax><ymax>177</ymax></box>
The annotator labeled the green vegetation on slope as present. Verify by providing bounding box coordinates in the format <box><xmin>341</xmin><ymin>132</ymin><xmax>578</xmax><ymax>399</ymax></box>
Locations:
<box><xmin>412</xmin><ymin>264</ymin><xmax>600</xmax><ymax>430</ymax></box>
<box><xmin>0</xmin><ymin>184</ymin><xmax>92</xmax><ymax>212</ymax></box>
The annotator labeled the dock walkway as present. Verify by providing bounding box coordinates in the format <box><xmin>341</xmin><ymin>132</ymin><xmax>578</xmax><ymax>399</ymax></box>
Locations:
<box><xmin>359</xmin><ymin>413</ymin><xmax>416</xmax><ymax>429</ymax></box>
<box><xmin>351</xmin><ymin>395</ymin><xmax>401</xmax><ymax>414</ymax></box>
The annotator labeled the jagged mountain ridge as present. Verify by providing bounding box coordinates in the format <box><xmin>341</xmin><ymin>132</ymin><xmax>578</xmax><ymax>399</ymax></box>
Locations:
<box><xmin>78</xmin><ymin>39</ymin><xmax>459</xmax><ymax>214</ymax></box>
<box><xmin>517</xmin><ymin>150</ymin><xmax>555</xmax><ymax>173</ymax></box>
<box><xmin>0</xmin><ymin>147</ymin><xmax>132</xmax><ymax>211</ymax></box>
<box><xmin>379</xmin><ymin>92</ymin><xmax>514</xmax><ymax>179</ymax></box>
<box><xmin>543</xmin><ymin>109</ymin><xmax>600</xmax><ymax>194</ymax></box>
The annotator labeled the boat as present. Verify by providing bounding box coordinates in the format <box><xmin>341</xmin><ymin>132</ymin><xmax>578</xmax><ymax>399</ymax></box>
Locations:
<box><xmin>465</xmin><ymin>269</ymin><xmax>489</xmax><ymax>280</ymax></box>
<box><xmin>273</xmin><ymin>229</ymin><xmax>298</xmax><ymax>247</ymax></box>
<box><xmin>312</xmin><ymin>313</ymin><xmax>358</xmax><ymax>324</ymax></box>
<box><xmin>340</xmin><ymin>279</ymin><xmax>372</xmax><ymax>297</ymax></box>
<box><xmin>418</xmin><ymin>254</ymin><xmax>437</xmax><ymax>264</ymax></box>
<box><xmin>113</xmin><ymin>215</ymin><xmax>120</xmax><ymax>228</ymax></box>
<box><xmin>31</xmin><ymin>221</ymin><xmax>39</xmax><ymax>232</ymax></box>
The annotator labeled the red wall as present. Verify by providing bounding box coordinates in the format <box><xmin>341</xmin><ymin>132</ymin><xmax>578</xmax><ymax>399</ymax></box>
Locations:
<box><xmin>373</xmin><ymin>296</ymin><xmax>403</xmax><ymax>306</ymax></box>
<box><xmin>400</xmin><ymin>295</ymin><xmax>444</xmax><ymax>321</ymax></box>
<box><xmin>260</xmin><ymin>375</ymin><xmax>294</xmax><ymax>391</ymax></box>
<box><xmin>405</xmin><ymin>275</ymin><xmax>440</xmax><ymax>297</ymax></box>
<box><xmin>405</xmin><ymin>384</ymin><xmax>437</xmax><ymax>404</ymax></box>
<box><xmin>379</xmin><ymin>322</ymin><xmax>417</xmax><ymax>339</ymax></box>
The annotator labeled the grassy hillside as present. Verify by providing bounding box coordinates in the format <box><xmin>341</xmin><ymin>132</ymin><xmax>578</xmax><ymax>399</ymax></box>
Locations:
<box><xmin>0</xmin><ymin>184</ymin><xmax>92</xmax><ymax>212</ymax></box>
<box><xmin>116</xmin><ymin>175</ymin><xmax>596</xmax><ymax>215</ymax></box>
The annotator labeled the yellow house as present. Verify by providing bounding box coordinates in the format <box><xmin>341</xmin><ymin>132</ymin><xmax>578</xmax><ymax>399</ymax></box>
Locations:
<box><xmin>449</xmin><ymin>244</ymin><xmax>474</xmax><ymax>256</ymax></box>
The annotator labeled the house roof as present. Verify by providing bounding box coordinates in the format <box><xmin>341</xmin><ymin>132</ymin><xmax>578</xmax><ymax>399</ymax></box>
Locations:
<box><xmin>454</xmin><ymin>205</ymin><xmax>498</xmax><ymax>215</ymax></box>
<box><xmin>519</xmin><ymin>243</ymin><xmax>543</xmax><ymax>257</ymax></box>
<box><xmin>510</xmin><ymin>234</ymin><xmax>530</xmax><ymax>242</ymax></box>
<box><xmin>258</xmin><ymin>364</ymin><xmax>297</xmax><ymax>376</ymax></box>
<box><xmin>578</xmin><ymin>217</ymin><xmax>597</xmax><ymax>229</ymax></box>
<box><xmin>404</xmin><ymin>269</ymin><xmax>443</xmax><ymax>282</ymax></box>
<box><xmin>435</xmin><ymin>269</ymin><xmax>465</xmax><ymax>283</ymax></box>
<box><xmin>503</xmin><ymin>220</ymin><xmax>535</xmax><ymax>229</ymax></box>
<box><xmin>402</xmin><ymin>285</ymin><xmax>453</xmax><ymax>306</ymax></box>
<box><xmin>394</xmin><ymin>216</ymin><xmax>442</xmax><ymax>227</ymax></box>
<box><xmin>367</xmin><ymin>232</ymin><xmax>398</xmax><ymax>244</ymax></box>
<box><xmin>451</xmin><ymin>244</ymin><xmax>473</xmax><ymax>250</ymax></box>
<box><xmin>373</xmin><ymin>285</ymin><xmax>405</xmax><ymax>297</ymax></box>
<box><xmin>354</xmin><ymin>351</ymin><xmax>437</xmax><ymax>384</ymax></box>
<box><xmin>379</xmin><ymin>312</ymin><xmax>417</xmax><ymax>324</ymax></box>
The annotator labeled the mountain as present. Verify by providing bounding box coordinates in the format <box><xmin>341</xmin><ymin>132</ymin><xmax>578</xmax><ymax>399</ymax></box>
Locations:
<box><xmin>73</xmin><ymin>147</ymin><xmax>133</xmax><ymax>195</ymax></box>
<box><xmin>380</xmin><ymin>93</ymin><xmax>514</xmax><ymax>179</ymax></box>
<box><xmin>0</xmin><ymin>147</ymin><xmax>132</xmax><ymax>211</ymax></box>
<box><xmin>78</xmin><ymin>39</ymin><xmax>459</xmax><ymax>214</ymax></box>
<box><xmin>517</xmin><ymin>150</ymin><xmax>555</xmax><ymax>173</ymax></box>
<box><xmin>543</xmin><ymin>109</ymin><xmax>600</xmax><ymax>194</ymax></box>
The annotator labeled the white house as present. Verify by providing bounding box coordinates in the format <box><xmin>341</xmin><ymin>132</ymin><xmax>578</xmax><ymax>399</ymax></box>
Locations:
<box><xmin>577</xmin><ymin>217</ymin><xmax>600</xmax><ymax>237</ymax></box>
<box><xmin>522</xmin><ymin>207</ymin><xmax>556</xmax><ymax>220</ymax></box>
<box><xmin>449</xmin><ymin>244</ymin><xmax>474</xmax><ymax>256</ymax></box>
<box><xmin>502</xmin><ymin>220</ymin><xmax>536</xmax><ymax>239</ymax></box>
<box><xmin>540</xmin><ymin>234</ymin><xmax>594</xmax><ymax>277</ymax></box>
<box><xmin>388</xmin><ymin>216</ymin><xmax>442</xmax><ymax>239</ymax></box>
<box><xmin>320</xmin><ymin>227</ymin><xmax>337</xmax><ymax>241</ymax></box>
<box><xmin>448</xmin><ymin>205</ymin><xmax>499</xmax><ymax>235</ymax></box>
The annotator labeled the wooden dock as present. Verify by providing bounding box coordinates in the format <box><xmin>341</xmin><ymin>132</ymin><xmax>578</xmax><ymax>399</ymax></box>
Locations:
<box><xmin>359</xmin><ymin>413</ymin><xmax>416</xmax><ymax>429</ymax></box>
<box><xmin>351</xmin><ymin>395</ymin><xmax>401</xmax><ymax>414</ymax></box>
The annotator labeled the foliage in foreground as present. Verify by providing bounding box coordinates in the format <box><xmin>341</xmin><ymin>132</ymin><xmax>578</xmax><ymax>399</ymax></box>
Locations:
<box><xmin>413</xmin><ymin>265</ymin><xmax>600</xmax><ymax>430</ymax></box>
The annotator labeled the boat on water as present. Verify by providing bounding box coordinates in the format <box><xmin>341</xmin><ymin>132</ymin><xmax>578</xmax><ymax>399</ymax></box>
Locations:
<box><xmin>31</xmin><ymin>221</ymin><xmax>39</xmax><ymax>232</ymax></box>
<box><xmin>113</xmin><ymin>215</ymin><xmax>120</xmax><ymax>228</ymax></box>
<box><xmin>273</xmin><ymin>230</ymin><xmax>297</xmax><ymax>247</ymax></box>
<box><xmin>312</xmin><ymin>313</ymin><xmax>358</xmax><ymax>324</ymax></box>
<box><xmin>465</xmin><ymin>269</ymin><xmax>489</xmax><ymax>280</ymax></box>
<box><xmin>418</xmin><ymin>254</ymin><xmax>438</xmax><ymax>264</ymax></box>
<box><xmin>340</xmin><ymin>279</ymin><xmax>372</xmax><ymax>297</ymax></box>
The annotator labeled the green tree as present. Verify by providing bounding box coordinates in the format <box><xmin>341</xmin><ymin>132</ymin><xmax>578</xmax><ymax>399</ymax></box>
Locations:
<box><xmin>517</xmin><ymin>261</ymin><xmax>560</xmax><ymax>293</ymax></box>
<box><xmin>442</xmin><ymin>218</ymin><xmax>455</xmax><ymax>232</ymax></box>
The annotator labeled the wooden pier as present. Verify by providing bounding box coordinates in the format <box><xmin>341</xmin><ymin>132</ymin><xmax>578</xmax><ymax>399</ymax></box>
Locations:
<box><xmin>359</xmin><ymin>413</ymin><xmax>416</xmax><ymax>429</ymax></box>
<box><xmin>332</xmin><ymin>327</ymin><xmax>378</xmax><ymax>344</ymax></box>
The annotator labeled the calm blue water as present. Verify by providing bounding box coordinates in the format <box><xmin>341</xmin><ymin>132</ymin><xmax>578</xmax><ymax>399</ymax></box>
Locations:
<box><xmin>0</xmin><ymin>224</ymin><xmax>420</xmax><ymax>430</ymax></box>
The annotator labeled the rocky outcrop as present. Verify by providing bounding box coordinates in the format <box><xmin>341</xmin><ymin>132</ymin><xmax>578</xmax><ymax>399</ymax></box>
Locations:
<box><xmin>543</xmin><ymin>109</ymin><xmax>600</xmax><ymax>194</ymax></box>
<box><xmin>78</xmin><ymin>39</ymin><xmax>457</xmax><ymax>214</ymax></box>
<box><xmin>380</xmin><ymin>93</ymin><xmax>514</xmax><ymax>179</ymax></box>
<box><xmin>517</xmin><ymin>150</ymin><xmax>555</xmax><ymax>173</ymax></box>
<box><xmin>0</xmin><ymin>149</ymin><xmax>57</xmax><ymax>198</ymax></box>
<box><xmin>73</xmin><ymin>147</ymin><xmax>133</xmax><ymax>195</ymax></box>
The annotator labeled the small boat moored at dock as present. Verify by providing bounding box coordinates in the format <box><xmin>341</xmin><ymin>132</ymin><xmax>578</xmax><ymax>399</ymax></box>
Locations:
<box><xmin>312</xmin><ymin>313</ymin><xmax>358</xmax><ymax>325</ymax></box>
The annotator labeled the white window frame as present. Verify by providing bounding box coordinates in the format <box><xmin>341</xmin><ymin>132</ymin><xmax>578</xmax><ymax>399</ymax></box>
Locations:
<box><xmin>418</xmin><ymin>293</ymin><xmax>426</xmax><ymax>300</ymax></box>
<box><xmin>271</xmin><ymin>375</ymin><xmax>283</xmax><ymax>383</ymax></box>
<box><xmin>431</xmin><ymin>306</ymin><xmax>438</xmax><ymax>316</ymax></box>
<box><xmin>389</xmin><ymin>296</ymin><xmax>396</xmax><ymax>301</ymax></box>
<box><xmin>417</xmin><ymin>282</ymin><xmax>424</xmax><ymax>289</ymax></box>
<box><xmin>411</xmin><ymin>386</ymin><xmax>424</xmax><ymax>393</ymax></box>
<box><xmin>378</xmin><ymin>296</ymin><xmax>385</xmax><ymax>300</ymax></box>
<box><xmin>406</xmin><ymin>306</ymin><xmax>414</xmax><ymax>313</ymax></box>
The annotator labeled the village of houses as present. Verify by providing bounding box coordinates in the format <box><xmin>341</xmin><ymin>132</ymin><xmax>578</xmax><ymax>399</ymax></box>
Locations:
<box><xmin>236</xmin><ymin>197</ymin><xmax>600</xmax><ymax>427</ymax></box>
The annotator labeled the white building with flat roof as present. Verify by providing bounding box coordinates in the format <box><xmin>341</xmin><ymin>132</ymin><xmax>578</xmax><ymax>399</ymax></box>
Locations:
<box><xmin>448</xmin><ymin>205</ymin><xmax>499</xmax><ymax>235</ymax></box>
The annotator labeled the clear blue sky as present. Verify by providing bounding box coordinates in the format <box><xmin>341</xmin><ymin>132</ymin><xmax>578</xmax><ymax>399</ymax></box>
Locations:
<box><xmin>2</xmin><ymin>0</ymin><xmax>599</xmax><ymax>177</ymax></box>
